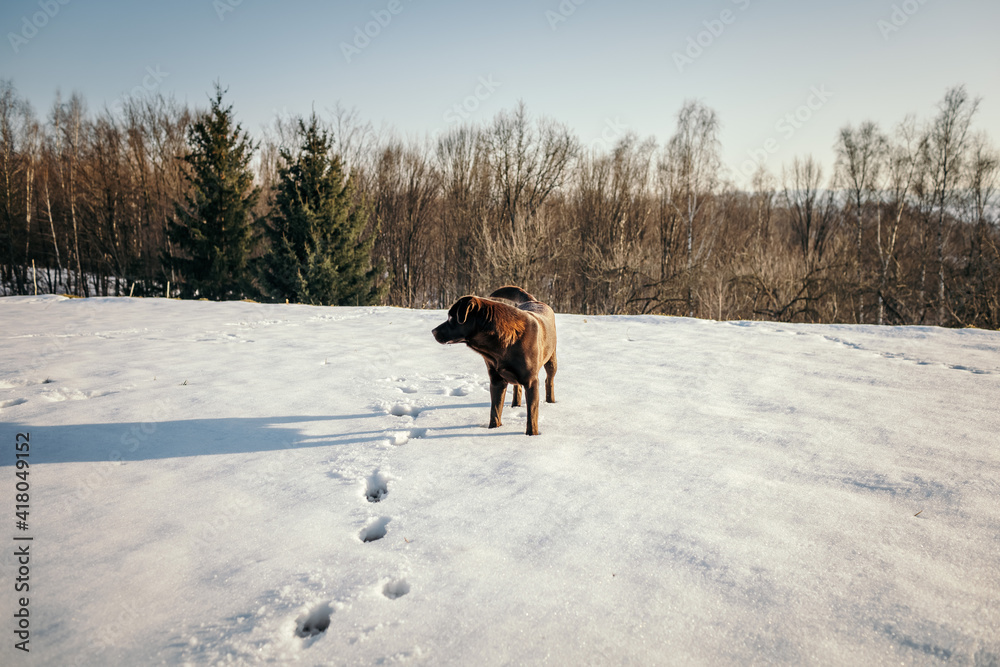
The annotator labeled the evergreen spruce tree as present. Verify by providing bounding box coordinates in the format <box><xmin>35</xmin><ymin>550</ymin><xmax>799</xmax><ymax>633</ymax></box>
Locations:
<box><xmin>260</xmin><ymin>113</ymin><xmax>386</xmax><ymax>306</ymax></box>
<box><xmin>165</xmin><ymin>84</ymin><xmax>259</xmax><ymax>300</ymax></box>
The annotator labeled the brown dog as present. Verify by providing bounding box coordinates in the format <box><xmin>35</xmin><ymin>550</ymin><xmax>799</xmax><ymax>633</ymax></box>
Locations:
<box><xmin>432</xmin><ymin>286</ymin><xmax>557</xmax><ymax>435</ymax></box>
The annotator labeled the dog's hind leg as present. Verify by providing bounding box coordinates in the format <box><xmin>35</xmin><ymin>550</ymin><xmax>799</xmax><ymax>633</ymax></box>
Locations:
<box><xmin>544</xmin><ymin>354</ymin><xmax>557</xmax><ymax>403</ymax></box>
<box><xmin>511</xmin><ymin>383</ymin><xmax>522</xmax><ymax>407</ymax></box>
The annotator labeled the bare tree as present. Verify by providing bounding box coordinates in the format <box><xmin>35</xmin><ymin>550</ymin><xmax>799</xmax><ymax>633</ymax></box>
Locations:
<box><xmin>750</xmin><ymin>165</ymin><xmax>776</xmax><ymax>248</ymax></box>
<box><xmin>875</xmin><ymin>117</ymin><xmax>923</xmax><ymax>324</ymax></box>
<box><xmin>49</xmin><ymin>92</ymin><xmax>89</xmax><ymax>295</ymax></box>
<box><xmin>39</xmin><ymin>131</ymin><xmax>63</xmax><ymax>291</ymax></box>
<box><xmin>329</xmin><ymin>102</ymin><xmax>382</xmax><ymax>184</ymax></box>
<box><xmin>434</xmin><ymin>124</ymin><xmax>489</xmax><ymax>303</ymax></box>
<box><xmin>477</xmin><ymin>102</ymin><xmax>578</xmax><ymax>292</ymax></box>
<box><xmin>835</xmin><ymin>120</ymin><xmax>887</xmax><ymax>322</ymax></box>
<box><xmin>659</xmin><ymin>100</ymin><xmax>721</xmax><ymax>315</ymax></box>
<box><xmin>481</xmin><ymin>102</ymin><xmax>577</xmax><ymax>234</ymax></box>
<box><xmin>574</xmin><ymin>133</ymin><xmax>656</xmax><ymax>313</ymax></box>
<box><xmin>775</xmin><ymin>156</ymin><xmax>839</xmax><ymax>321</ymax></box>
<box><xmin>923</xmin><ymin>85</ymin><xmax>980</xmax><ymax>325</ymax></box>
<box><xmin>783</xmin><ymin>156</ymin><xmax>837</xmax><ymax>267</ymax></box>
<box><xmin>372</xmin><ymin>139</ymin><xmax>440</xmax><ymax>306</ymax></box>
<box><xmin>957</xmin><ymin>132</ymin><xmax>1000</xmax><ymax>327</ymax></box>
<box><xmin>256</xmin><ymin>111</ymin><xmax>303</xmax><ymax>214</ymax></box>
<box><xmin>0</xmin><ymin>81</ymin><xmax>30</xmax><ymax>293</ymax></box>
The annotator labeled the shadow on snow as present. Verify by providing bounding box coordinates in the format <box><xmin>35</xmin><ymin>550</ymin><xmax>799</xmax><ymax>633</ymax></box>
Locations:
<box><xmin>4</xmin><ymin>402</ymin><xmax>497</xmax><ymax>465</ymax></box>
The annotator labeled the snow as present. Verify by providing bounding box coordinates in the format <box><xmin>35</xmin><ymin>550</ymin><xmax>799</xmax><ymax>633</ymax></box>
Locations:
<box><xmin>2</xmin><ymin>294</ymin><xmax>999</xmax><ymax>665</ymax></box>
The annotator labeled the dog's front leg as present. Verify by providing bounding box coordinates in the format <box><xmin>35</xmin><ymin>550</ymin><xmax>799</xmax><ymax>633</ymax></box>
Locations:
<box><xmin>524</xmin><ymin>378</ymin><xmax>540</xmax><ymax>436</ymax></box>
<box><xmin>488</xmin><ymin>369</ymin><xmax>506</xmax><ymax>428</ymax></box>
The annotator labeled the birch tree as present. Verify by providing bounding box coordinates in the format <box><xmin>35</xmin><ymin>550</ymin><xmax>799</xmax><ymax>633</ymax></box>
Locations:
<box><xmin>835</xmin><ymin>121</ymin><xmax>887</xmax><ymax>323</ymax></box>
<box><xmin>660</xmin><ymin>100</ymin><xmax>721</xmax><ymax>316</ymax></box>
<box><xmin>923</xmin><ymin>85</ymin><xmax>980</xmax><ymax>325</ymax></box>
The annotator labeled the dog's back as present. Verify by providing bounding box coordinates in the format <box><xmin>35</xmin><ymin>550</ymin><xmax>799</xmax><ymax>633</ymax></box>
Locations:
<box><xmin>488</xmin><ymin>285</ymin><xmax>554</xmax><ymax>339</ymax></box>
<box><xmin>489</xmin><ymin>285</ymin><xmax>536</xmax><ymax>306</ymax></box>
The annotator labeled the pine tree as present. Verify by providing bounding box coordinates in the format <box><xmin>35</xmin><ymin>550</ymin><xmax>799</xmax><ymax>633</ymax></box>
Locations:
<box><xmin>260</xmin><ymin>113</ymin><xmax>386</xmax><ymax>306</ymax></box>
<box><xmin>165</xmin><ymin>84</ymin><xmax>259</xmax><ymax>300</ymax></box>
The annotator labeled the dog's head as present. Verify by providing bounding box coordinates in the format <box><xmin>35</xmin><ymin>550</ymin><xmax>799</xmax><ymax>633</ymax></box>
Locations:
<box><xmin>432</xmin><ymin>296</ymin><xmax>483</xmax><ymax>345</ymax></box>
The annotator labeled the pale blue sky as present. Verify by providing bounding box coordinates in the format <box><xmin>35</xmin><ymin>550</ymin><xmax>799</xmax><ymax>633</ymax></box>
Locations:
<box><xmin>2</xmin><ymin>0</ymin><xmax>998</xmax><ymax>185</ymax></box>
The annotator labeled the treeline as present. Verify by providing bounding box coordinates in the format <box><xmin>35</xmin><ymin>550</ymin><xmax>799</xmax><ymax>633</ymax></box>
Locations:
<box><xmin>1</xmin><ymin>79</ymin><xmax>998</xmax><ymax>328</ymax></box>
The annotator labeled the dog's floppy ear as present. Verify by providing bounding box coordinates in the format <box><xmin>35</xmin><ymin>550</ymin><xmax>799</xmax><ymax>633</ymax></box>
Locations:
<box><xmin>458</xmin><ymin>296</ymin><xmax>480</xmax><ymax>325</ymax></box>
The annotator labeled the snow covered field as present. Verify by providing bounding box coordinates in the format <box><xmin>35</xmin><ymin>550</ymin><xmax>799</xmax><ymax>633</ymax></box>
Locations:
<box><xmin>1</xmin><ymin>294</ymin><xmax>999</xmax><ymax>666</ymax></box>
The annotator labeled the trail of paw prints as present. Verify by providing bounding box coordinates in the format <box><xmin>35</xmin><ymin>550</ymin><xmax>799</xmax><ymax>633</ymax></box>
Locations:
<box><xmin>191</xmin><ymin>331</ymin><xmax>255</xmax><ymax>344</ymax></box>
<box><xmin>377</xmin><ymin>374</ymin><xmax>484</xmax><ymax>445</ymax></box>
<box><xmin>0</xmin><ymin>377</ymin><xmax>55</xmax><ymax>410</ymax></box>
<box><xmin>367</xmin><ymin>375</ymin><xmax>484</xmax><ymax>448</ymax></box>
<box><xmin>354</xmin><ymin>468</ymin><xmax>413</xmax><ymax>603</ymax></box>
<box><xmin>0</xmin><ymin>376</ymin><xmax>55</xmax><ymax>389</ymax></box>
<box><xmin>821</xmin><ymin>335</ymin><xmax>996</xmax><ymax>375</ymax></box>
<box><xmin>334</xmin><ymin>382</ymin><xmax>425</xmax><ymax>618</ymax></box>
<box><xmin>289</xmin><ymin>578</ymin><xmax>410</xmax><ymax>649</ymax></box>
<box><xmin>174</xmin><ymin>585</ymin><xmax>416</xmax><ymax>663</ymax></box>
<box><xmin>281</xmin><ymin>572</ymin><xmax>411</xmax><ymax>650</ymax></box>
<box><xmin>1</xmin><ymin>378</ymin><xmax>120</xmax><ymax>408</ymax></box>
<box><xmin>41</xmin><ymin>387</ymin><xmax>118</xmax><ymax>402</ymax></box>
<box><xmin>170</xmin><ymin>580</ymin><xmax>343</xmax><ymax>662</ymax></box>
<box><xmin>377</xmin><ymin>373</ymin><xmax>485</xmax><ymax>399</ymax></box>
<box><xmin>190</xmin><ymin>476</ymin><xmax>413</xmax><ymax>656</ymax></box>
<box><xmin>379</xmin><ymin>396</ymin><xmax>429</xmax><ymax>447</ymax></box>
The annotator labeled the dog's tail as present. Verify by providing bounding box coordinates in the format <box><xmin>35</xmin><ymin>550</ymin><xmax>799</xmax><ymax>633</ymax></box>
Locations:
<box><xmin>489</xmin><ymin>285</ymin><xmax>536</xmax><ymax>305</ymax></box>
